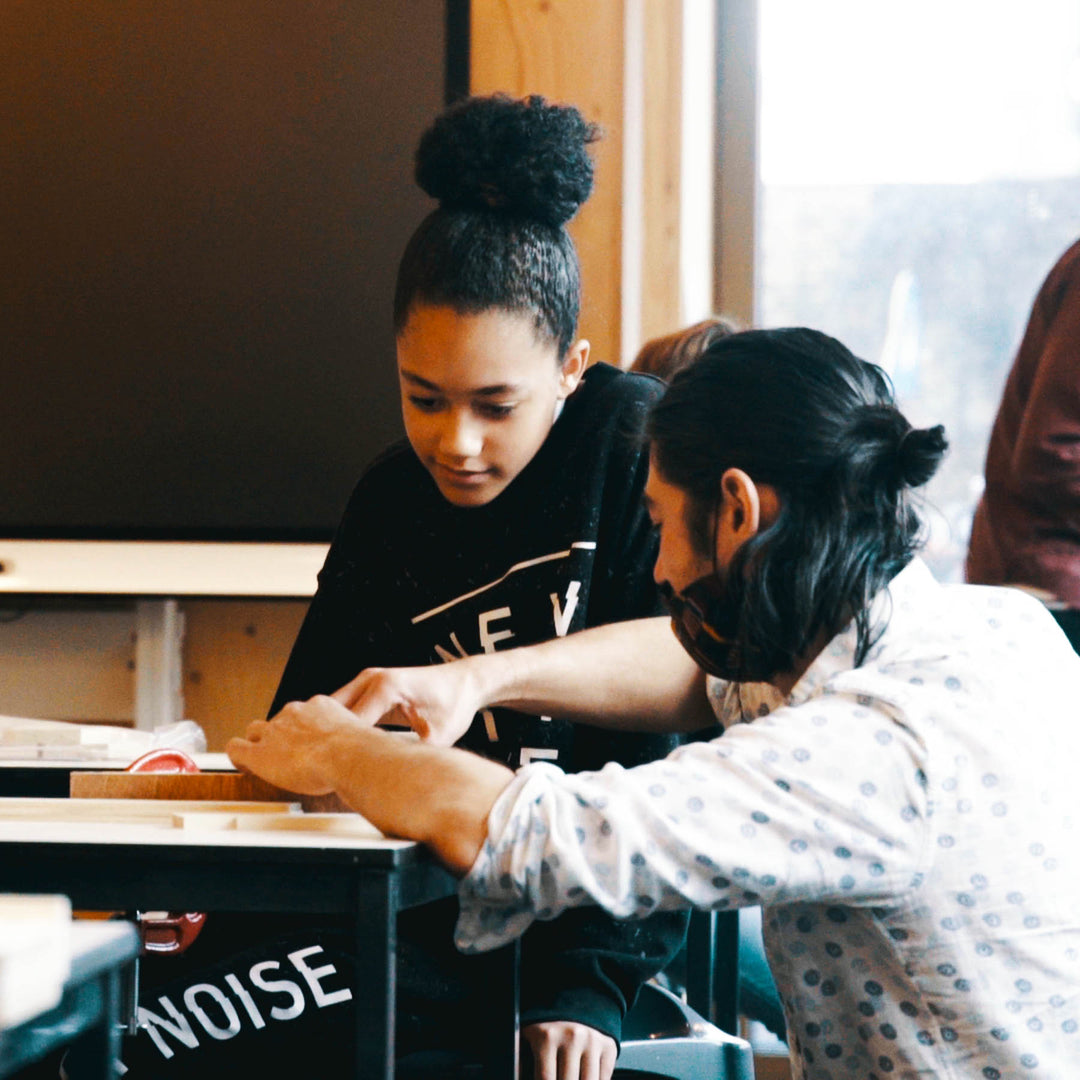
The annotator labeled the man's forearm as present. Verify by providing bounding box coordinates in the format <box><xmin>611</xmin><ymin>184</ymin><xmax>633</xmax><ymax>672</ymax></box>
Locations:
<box><xmin>322</xmin><ymin>727</ymin><xmax>514</xmax><ymax>874</ymax></box>
<box><xmin>469</xmin><ymin>616</ymin><xmax>713</xmax><ymax>732</ymax></box>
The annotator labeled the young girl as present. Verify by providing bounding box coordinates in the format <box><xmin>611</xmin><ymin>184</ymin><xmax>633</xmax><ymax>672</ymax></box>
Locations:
<box><xmin>123</xmin><ymin>94</ymin><xmax>686</xmax><ymax>1080</ymax></box>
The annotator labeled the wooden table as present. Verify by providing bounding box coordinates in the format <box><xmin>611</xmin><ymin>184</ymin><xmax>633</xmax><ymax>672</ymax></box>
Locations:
<box><xmin>0</xmin><ymin>808</ymin><xmax>519</xmax><ymax>1079</ymax></box>
<box><xmin>0</xmin><ymin>920</ymin><xmax>139</xmax><ymax>1079</ymax></box>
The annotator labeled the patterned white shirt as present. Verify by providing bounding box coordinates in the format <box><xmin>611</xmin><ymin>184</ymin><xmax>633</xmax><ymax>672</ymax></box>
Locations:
<box><xmin>456</xmin><ymin>559</ymin><xmax>1080</xmax><ymax>1079</ymax></box>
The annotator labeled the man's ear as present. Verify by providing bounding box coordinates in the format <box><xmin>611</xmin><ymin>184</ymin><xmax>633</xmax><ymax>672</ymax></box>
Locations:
<box><xmin>712</xmin><ymin>467</ymin><xmax>766</xmax><ymax>569</ymax></box>
<box><xmin>716</xmin><ymin>468</ymin><xmax>781</xmax><ymax>563</ymax></box>
<box><xmin>722</xmin><ymin>468</ymin><xmax>761</xmax><ymax>537</ymax></box>
<box><xmin>557</xmin><ymin>339</ymin><xmax>590</xmax><ymax>397</ymax></box>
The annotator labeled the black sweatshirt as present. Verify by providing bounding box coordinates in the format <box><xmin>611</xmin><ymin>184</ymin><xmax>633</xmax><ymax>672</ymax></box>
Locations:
<box><xmin>115</xmin><ymin>366</ymin><xmax>689</xmax><ymax>1078</ymax></box>
<box><xmin>272</xmin><ymin>363</ymin><xmax>688</xmax><ymax>1045</ymax></box>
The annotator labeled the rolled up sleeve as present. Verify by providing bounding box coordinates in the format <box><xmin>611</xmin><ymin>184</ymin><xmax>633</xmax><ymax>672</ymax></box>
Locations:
<box><xmin>456</xmin><ymin>700</ymin><xmax>931</xmax><ymax>954</ymax></box>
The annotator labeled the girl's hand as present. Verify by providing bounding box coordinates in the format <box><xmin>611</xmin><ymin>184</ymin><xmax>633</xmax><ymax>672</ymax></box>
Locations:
<box><xmin>331</xmin><ymin>661</ymin><xmax>483</xmax><ymax>747</ymax></box>
<box><xmin>523</xmin><ymin>1021</ymin><xmax>618</xmax><ymax>1080</ymax></box>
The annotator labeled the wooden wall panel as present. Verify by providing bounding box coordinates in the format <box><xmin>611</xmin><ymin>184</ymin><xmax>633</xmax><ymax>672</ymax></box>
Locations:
<box><xmin>640</xmin><ymin>0</ymin><xmax>685</xmax><ymax>346</ymax></box>
<box><xmin>469</xmin><ymin>0</ymin><xmax>627</xmax><ymax>368</ymax></box>
<box><xmin>0</xmin><ymin>608</ymin><xmax>136</xmax><ymax>724</ymax></box>
<box><xmin>181</xmin><ymin>600</ymin><xmax>308</xmax><ymax>750</ymax></box>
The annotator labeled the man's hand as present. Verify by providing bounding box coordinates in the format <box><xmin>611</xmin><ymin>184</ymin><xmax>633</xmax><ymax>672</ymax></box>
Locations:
<box><xmin>228</xmin><ymin>693</ymin><xmax>514</xmax><ymax>874</ymax></box>
<box><xmin>332</xmin><ymin>661</ymin><xmax>483</xmax><ymax>746</ymax></box>
<box><xmin>227</xmin><ymin>695</ymin><xmax>365</xmax><ymax>795</ymax></box>
<box><xmin>523</xmin><ymin>1021</ymin><xmax>618</xmax><ymax>1080</ymax></box>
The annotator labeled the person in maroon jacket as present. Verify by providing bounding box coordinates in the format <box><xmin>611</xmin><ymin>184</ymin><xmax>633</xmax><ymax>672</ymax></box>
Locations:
<box><xmin>966</xmin><ymin>237</ymin><xmax>1080</xmax><ymax>652</ymax></box>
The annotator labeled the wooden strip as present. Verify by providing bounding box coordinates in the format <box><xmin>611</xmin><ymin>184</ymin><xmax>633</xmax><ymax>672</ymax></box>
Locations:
<box><xmin>231</xmin><ymin>813</ymin><xmax>382</xmax><ymax>838</ymax></box>
<box><xmin>0</xmin><ymin>797</ymin><xmax>299</xmax><ymax>826</ymax></box>
<box><xmin>169</xmin><ymin>811</ymin><xmax>381</xmax><ymax>837</ymax></box>
<box><xmin>171</xmin><ymin>812</ymin><xmax>240</xmax><ymax>831</ymax></box>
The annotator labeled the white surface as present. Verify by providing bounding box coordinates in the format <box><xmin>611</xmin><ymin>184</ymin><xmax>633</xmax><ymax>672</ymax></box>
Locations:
<box><xmin>0</xmin><ymin>919</ymin><xmax>141</xmax><ymax>1032</ymax></box>
<box><xmin>0</xmin><ymin>894</ymin><xmax>72</xmax><ymax>1028</ymax></box>
<box><xmin>0</xmin><ymin>893</ymin><xmax>72</xmax><ymax>921</ymax></box>
<box><xmin>0</xmin><ymin>752</ymin><xmax>233</xmax><ymax>770</ymax></box>
<box><xmin>0</xmin><ymin>813</ymin><xmax>412</xmax><ymax>851</ymax></box>
<box><xmin>0</xmin><ymin>540</ymin><xmax>329</xmax><ymax>597</ymax></box>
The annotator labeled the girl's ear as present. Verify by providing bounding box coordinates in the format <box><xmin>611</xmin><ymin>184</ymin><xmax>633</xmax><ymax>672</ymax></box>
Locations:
<box><xmin>557</xmin><ymin>339</ymin><xmax>590</xmax><ymax>397</ymax></box>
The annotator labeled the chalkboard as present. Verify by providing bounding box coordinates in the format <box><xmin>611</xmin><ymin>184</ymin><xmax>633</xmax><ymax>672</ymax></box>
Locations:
<box><xmin>1</xmin><ymin>1</ymin><xmax>467</xmax><ymax>541</ymax></box>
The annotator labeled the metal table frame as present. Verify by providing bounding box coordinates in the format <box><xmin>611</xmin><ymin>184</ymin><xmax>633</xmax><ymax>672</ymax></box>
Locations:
<box><xmin>0</xmin><ymin>921</ymin><xmax>139</xmax><ymax>1079</ymax></box>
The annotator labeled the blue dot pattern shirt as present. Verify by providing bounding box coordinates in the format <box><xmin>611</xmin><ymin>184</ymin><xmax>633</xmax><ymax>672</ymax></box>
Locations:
<box><xmin>456</xmin><ymin>559</ymin><xmax>1080</xmax><ymax>1079</ymax></box>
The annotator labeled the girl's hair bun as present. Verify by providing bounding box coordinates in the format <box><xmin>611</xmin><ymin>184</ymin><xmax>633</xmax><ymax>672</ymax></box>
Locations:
<box><xmin>414</xmin><ymin>93</ymin><xmax>600</xmax><ymax>228</ymax></box>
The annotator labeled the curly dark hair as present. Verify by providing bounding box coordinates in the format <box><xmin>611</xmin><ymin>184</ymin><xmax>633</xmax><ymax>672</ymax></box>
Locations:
<box><xmin>648</xmin><ymin>327</ymin><xmax>949</xmax><ymax>673</ymax></box>
<box><xmin>393</xmin><ymin>93</ymin><xmax>601</xmax><ymax>358</ymax></box>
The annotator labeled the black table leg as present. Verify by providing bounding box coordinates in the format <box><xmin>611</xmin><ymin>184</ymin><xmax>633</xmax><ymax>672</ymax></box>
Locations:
<box><xmin>351</xmin><ymin>871</ymin><xmax>397</xmax><ymax>1080</ymax></box>
<box><xmin>65</xmin><ymin>962</ymin><xmax>125</xmax><ymax>1079</ymax></box>
<box><xmin>685</xmin><ymin>908</ymin><xmax>740</xmax><ymax>1036</ymax></box>
<box><xmin>484</xmin><ymin>940</ymin><xmax>520</xmax><ymax>1079</ymax></box>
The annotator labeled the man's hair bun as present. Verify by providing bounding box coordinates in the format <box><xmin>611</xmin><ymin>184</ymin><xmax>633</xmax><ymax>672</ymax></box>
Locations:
<box><xmin>896</xmin><ymin>424</ymin><xmax>949</xmax><ymax>489</ymax></box>
<box><xmin>414</xmin><ymin>93</ymin><xmax>600</xmax><ymax>228</ymax></box>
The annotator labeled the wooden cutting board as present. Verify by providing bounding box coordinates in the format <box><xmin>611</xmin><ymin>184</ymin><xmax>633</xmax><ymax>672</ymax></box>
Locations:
<box><xmin>69</xmin><ymin>771</ymin><xmax>349</xmax><ymax>812</ymax></box>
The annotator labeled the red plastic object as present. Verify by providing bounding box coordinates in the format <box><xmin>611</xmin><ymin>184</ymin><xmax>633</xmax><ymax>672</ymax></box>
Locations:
<box><xmin>138</xmin><ymin>910</ymin><xmax>207</xmax><ymax>955</ymax></box>
<box><xmin>127</xmin><ymin>747</ymin><xmax>201</xmax><ymax>774</ymax></box>
<box><xmin>127</xmin><ymin>747</ymin><xmax>207</xmax><ymax>955</ymax></box>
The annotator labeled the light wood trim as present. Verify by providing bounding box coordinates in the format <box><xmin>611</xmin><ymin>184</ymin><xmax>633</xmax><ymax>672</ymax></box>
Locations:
<box><xmin>640</xmin><ymin>0</ymin><xmax>684</xmax><ymax>348</ymax></box>
<box><xmin>469</xmin><ymin>0</ymin><xmax>627</xmax><ymax>369</ymax></box>
<box><xmin>0</xmin><ymin>796</ymin><xmax>299</xmax><ymax>824</ymax></box>
<box><xmin>467</xmin><ymin>2</ymin><xmax>711</xmax><ymax>366</ymax></box>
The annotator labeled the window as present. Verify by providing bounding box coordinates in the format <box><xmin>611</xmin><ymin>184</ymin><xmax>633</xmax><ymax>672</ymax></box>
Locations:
<box><xmin>719</xmin><ymin>0</ymin><xmax>1080</xmax><ymax>580</ymax></box>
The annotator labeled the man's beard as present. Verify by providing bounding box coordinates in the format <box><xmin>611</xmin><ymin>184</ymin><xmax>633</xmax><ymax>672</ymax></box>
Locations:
<box><xmin>658</xmin><ymin>567</ymin><xmax>779</xmax><ymax>683</ymax></box>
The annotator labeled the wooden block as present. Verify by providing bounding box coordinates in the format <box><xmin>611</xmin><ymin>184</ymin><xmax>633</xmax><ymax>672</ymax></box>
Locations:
<box><xmin>70</xmin><ymin>770</ymin><xmax>295</xmax><ymax>803</ymax></box>
<box><xmin>69</xmin><ymin>771</ymin><xmax>353</xmax><ymax>813</ymax></box>
<box><xmin>171</xmin><ymin>812</ymin><xmax>240</xmax><ymax>831</ymax></box>
<box><xmin>293</xmin><ymin>791</ymin><xmax>352</xmax><ymax>814</ymax></box>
